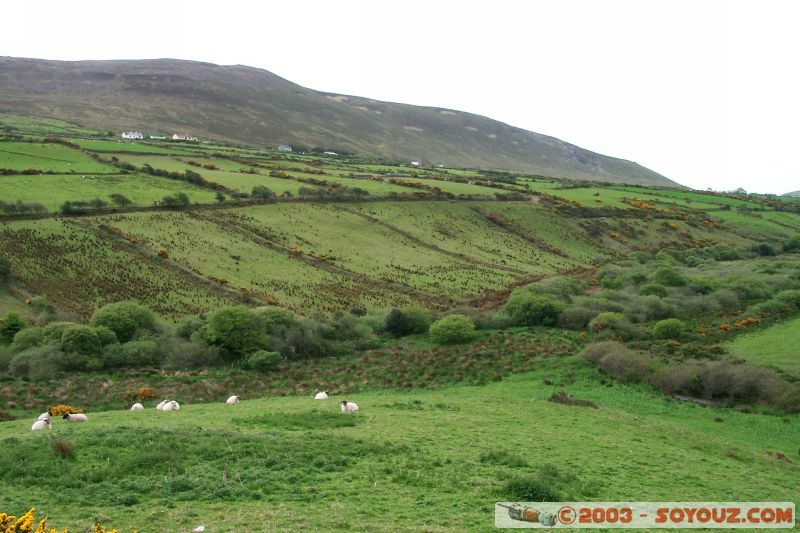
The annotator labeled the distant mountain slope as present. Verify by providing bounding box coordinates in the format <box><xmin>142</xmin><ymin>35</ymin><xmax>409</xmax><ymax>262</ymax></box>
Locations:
<box><xmin>0</xmin><ymin>57</ymin><xmax>676</xmax><ymax>186</ymax></box>
<box><xmin>783</xmin><ymin>190</ymin><xmax>800</xmax><ymax>197</ymax></box>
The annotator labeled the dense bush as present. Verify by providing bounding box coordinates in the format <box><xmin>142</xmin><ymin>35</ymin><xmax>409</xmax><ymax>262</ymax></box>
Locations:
<box><xmin>176</xmin><ymin>315</ymin><xmax>205</xmax><ymax>340</ymax></box>
<box><xmin>0</xmin><ymin>313</ymin><xmax>26</xmax><ymax>344</ymax></box>
<box><xmin>588</xmin><ymin>312</ymin><xmax>642</xmax><ymax>340</ymax></box>
<box><xmin>11</xmin><ymin>327</ymin><xmax>44</xmax><ymax>352</ymax></box>
<box><xmin>710</xmin><ymin>289</ymin><xmax>740</xmax><ymax>309</ymax></box>
<box><xmin>505</xmin><ymin>293</ymin><xmax>566</xmax><ymax>326</ymax></box>
<box><xmin>270</xmin><ymin>320</ymin><xmax>327</xmax><ymax>360</ymax></box>
<box><xmin>653</xmin><ymin>267</ymin><xmax>688</xmax><ymax>287</ymax></box>
<box><xmin>246</xmin><ymin>350</ymin><xmax>285</xmax><ymax>372</ymax></box>
<box><xmin>253</xmin><ymin>306</ymin><xmax>298</xmax><ymax>334</ymax></box>
<box><xmin>653</xmin><ymin>318</ymin><xmax>685</xmax><ymax>339</ymax></box>
<box><xmin>102</xmin><ymin>337</ymin><xmax>161</xmax><ymax>368</ymax></box>
<box><xmin>526</xmin><ymin>277</ymin><xmax>583</xmax><ymax>301</ymax></box>
<box><xmin>9</xmin><ymin>344</ymin><xmax>64</xmax><ymax>379</ymax></box>
<box><xmin>60</xmin><ymin>324</ymin><xmax>106</xmax><ymax>356</ymax></box>
<box><xmin>639</xmin><ymin>283</ymin><xmax>667</xmax><ymax>297</ymax></box>
<box><xmin>429</xmin><ymin>315</ymin><xmax>476</xmax><ymax>344</ymax></box>
<box><xmin>202</xmin><ymin>306</ymin><xmax>268</xmax><ymax>358</ymax></box>
<box><xmin>90</xmin><ymin>301</ymin><xmax>157</xmax><ymax>343</ymax></box>
<box><xmin>385</xmin><ymin>306</ymin><xmax>434</xmax><ymax>336</ymax></box>
<box><xmin>783</xmin><ymin>237</ymin><xmax>800</xmax><ymax>253</ymax></box>
<box><xmin>751</xmin><ymin>243</ymin><xmax>777</xmax><ymax>256</ymax></box>
<box><xmin>773</xmin><ymin>289</ymin><xmax>800</xmax><ymax>308</ymax></box>
<box><xmin>581</xmin><ymin>341</ymin><xmax>653</xmax><ymax>382</ymax></box>
<box><xmin>0</xmin><ymin>256</ymin><xmax>10</xmax><ymax>282</ymax></box>
<box><xmin>557</xmin><ymin>306</ymin><xmax>596</xmax><ymax>330</ymax></box>
<box><xmin>162</xmin><ymin>339</ymin><xmax>221</xmax><ymax>369</ymax></box>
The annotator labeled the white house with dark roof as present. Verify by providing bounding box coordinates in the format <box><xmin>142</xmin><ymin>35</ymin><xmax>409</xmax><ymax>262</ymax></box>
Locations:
<box><xmin>121</xmin><ymin>131</ymin><xmax>143</xmax><ymax>140</ymax></box>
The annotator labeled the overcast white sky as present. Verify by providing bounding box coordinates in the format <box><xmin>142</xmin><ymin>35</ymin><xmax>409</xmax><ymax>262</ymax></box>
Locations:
<box><xmin>4</xmin><ymin>0</ymin><xmax>799</xmax><ymax>193</ymax></box>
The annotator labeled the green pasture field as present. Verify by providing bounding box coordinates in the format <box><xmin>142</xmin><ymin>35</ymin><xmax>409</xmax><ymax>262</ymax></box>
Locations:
<box><xmin>611</xmin><ymin>186</ymin><xmax>764</xmax><ymax>209</ymax></box>
<box><xmin>69</xmin><ymin>139</ymin><xmax>199</xmax><ymax>155</ymax></box>
<box><xmin>388</xmin><ymin>176</ymin><xmax>502</xmax><ymax>196</ymax></box>
<box><xmin>0</xmin><ymin>113</ymin><xmax>102</xmax><ymax>135</ymax></box>
<box><xmin>0</xmin><ymin>218</ymin><xmax>235</xmax><ymax>320</ymax></box>
<box><xmin>89</xmin><ymin>210</ymin><xmax>416</xmax><ymax>312</ymax></box>
<box><xmin>473</xmin><ymin>202</ymin><xmax>609</xmax><ymax>262</ymax></box>
<box><xmin>228</xmin><ymin>204</ymin><xmax>520</xmax><ymax>299</ymax></box>
<box><xmin>0</xmin><ymin>142</ymin><xmax>114</xmax><ymax>173</ymax></box>
<box><xmin>712</xmin><ymin>210</ymin><xmax>798</xmax><ymax>240</ymax></box>
<box><xmin>1</xmin><ymin>356</ymin><xmax>796</xmax><ymax>532</ymax></box>
<box><xmin>727</xmin><ymin>316</ymin><xmax>800</xmax><ymax>376</ymax></box>
<box><xmin>0</xmin><ymin>173</ymin><xmax>218</xmax><ymax>211</ymax></box>
<box><xmin>346</xmin><ymin>202</ymin><xmax>579</xmax><ymax>275</ymax></box>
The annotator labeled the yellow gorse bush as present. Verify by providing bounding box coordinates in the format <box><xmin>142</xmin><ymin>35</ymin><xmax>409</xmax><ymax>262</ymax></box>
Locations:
<box><xmin>1</xmin><ymin>509</ymin><xmax>131</xmax><ymax>533</ymax></box>
<box><xmin>47</xmin><ymin>405</ymin><xmax>84</xmax><ymax>417</ymax></box>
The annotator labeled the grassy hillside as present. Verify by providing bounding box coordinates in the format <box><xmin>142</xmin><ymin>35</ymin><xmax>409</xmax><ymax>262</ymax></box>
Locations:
<box><xmin>0</xmin><ymin>57</ymin><xmax>676</xmax><ymax>186</ymax></box>
<box><xmin>1</xmin><ymin>358</ymin><xmax>797</xmax><ymax>532</ymax></box>
<box><xmin>727</xmin><ymin>316</ymin><xmax>800</xmax><ymax>376</ymax></box>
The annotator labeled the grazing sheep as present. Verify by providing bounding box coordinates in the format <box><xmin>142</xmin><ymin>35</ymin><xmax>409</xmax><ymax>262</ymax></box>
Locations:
<box><xmin>162</xmin><ymin>400</ymin><xmax>180</xmax><ymax>411</ymax></box>
<box><xmin>156</xmin><ymin>400</ymin><xmax>167</xmax><ymax>410</ymax></box>
<box><xmin>31</xmin><ymin>419</ymin><xmax>51</xmax><ymax>431</ymax></box>
<box><xmin>37</xmin><ymin>411</ymin><xmax>52</xmax><ymax>421</ymax></box>
<box><xmin>130</xmin><ymin>403</ymin><xmax>144</xmax><ymax>411</ymax></box>
<box><xmin>63</xmin><ymin>413</ymin><xmax>88</xmax><ymax>422</ymax></box>
<box><xmin>340</xmin><ymin>400</ymin><xmax>359</xmax><ymax>413</ymax></box>
<box><xmin>226</xmin><ymin>395</ymin><xmax>240</xmax><ymax>405</ymax></box>
<box><xmin>314</xmin><ymin>391</ymin><xmax>329</xmax><ymax>400</ymax></box>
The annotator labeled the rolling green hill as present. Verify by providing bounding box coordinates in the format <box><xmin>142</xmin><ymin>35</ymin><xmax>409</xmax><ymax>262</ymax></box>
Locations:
<box><xmin>0</xmin><ymin>56</ymin><xmax>676</xmax><ymax>186</ymax></box>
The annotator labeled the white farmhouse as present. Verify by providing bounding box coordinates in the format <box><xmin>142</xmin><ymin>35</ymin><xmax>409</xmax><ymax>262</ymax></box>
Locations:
<box><xmin>410</xmin><ymin>160</ymin><xmax>421</xmax><ymax>167</ymax></box>
<box><xmin>277</xmin><ymin>144</ymin><xmax>293</xmax><ymax>152</ymax></box>
<box><xmin>121</xmin><ymin>131</ymin><xmax>144</xmax><ymax>140</ymax></box>
<box><xmin>172</xmin><ymin>133</ymin><xmax>198</xmax><ymax>141</ymax></box>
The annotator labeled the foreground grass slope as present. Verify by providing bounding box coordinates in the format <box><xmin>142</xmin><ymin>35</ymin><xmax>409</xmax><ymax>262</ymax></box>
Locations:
<box><xmin>1</xmin><ymin>358</ymin><xmax>797</xmax><ymax>532</ymax></box>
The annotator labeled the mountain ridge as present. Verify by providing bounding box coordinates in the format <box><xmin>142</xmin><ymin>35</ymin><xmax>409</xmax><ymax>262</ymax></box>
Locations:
<box><xmin>0</xmin><ymin>56</ymin><xmax>677</xmax><ymax>186</ymax></box>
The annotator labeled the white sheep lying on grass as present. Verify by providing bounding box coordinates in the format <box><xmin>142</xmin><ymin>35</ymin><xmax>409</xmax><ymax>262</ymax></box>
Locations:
<box><xmin>340</xmin><ymin>400</ymin><xmax>359</xmax><ymax>413</ymax></box>
<box><xmin>314</xmin><ymin>391</ymin><xmax>328</xmax><ymax>400</ymax></box>
<box><xmin>156</xmin><ymin>400</ymin><xmax>167</xmax><ymax>410</ymax></box>
<box><xmin>37</xmin><ymin>411</ymin><xmax>51</xmax><ymax>421</ymax></box>
<box><xmin>226</xmin><ymin>395</ymin><xmax>240</xmax><ymax>405</ymax></box>
<box><xmin>63</xmin><ymin>413</ymin><xmax>88</xmax><ymax>422</ymax></box>
<box><xmin>31</xmin><ymin>419</ymin><xmax>51</xmax><ymax>431</ymax></box>
<box><xmin>130</xmin><ymin>403</ymin><xmax>144</xmax><ymax>410</ymax></box>
<box><xmin>162</xmin><ymin>400</ymin><xmax>180</xmax><ymax>411</ymax></box>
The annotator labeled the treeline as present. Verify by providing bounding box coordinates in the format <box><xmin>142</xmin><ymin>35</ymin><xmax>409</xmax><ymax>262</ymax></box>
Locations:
<box><xmin>0</xmin><ymin>201</ymin><xmax>46</xmax><ymax>215</ymax></box>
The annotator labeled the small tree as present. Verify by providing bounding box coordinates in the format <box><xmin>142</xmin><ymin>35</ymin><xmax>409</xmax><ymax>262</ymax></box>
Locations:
<box><xmin>429</xmin><ymin>314</ymin><xmax>475</xmax><ymax>344</ymax></box>
<box><xmin>215</xmin><ymin>191</ymin><xmax>226</xmax><ymax>203</ymax></box>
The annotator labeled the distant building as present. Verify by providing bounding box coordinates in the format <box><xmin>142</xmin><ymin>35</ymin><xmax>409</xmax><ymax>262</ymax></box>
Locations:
<box><xmin>323</xmin><ymin>151</ymin><xmax>338</xmax><ymax>156</ymax></box>
<box><xmin>149</xmin><ymin>135</ymin><xmax>167</xmax><ymax>140</ymax></box>
<box><xmin>172</xmin><ymin>133</ymin><xmax>198</xmax><ymax>141</ymax></box>
<box><xmin>277</xmin><ymin>144</ymin><xmax>293</xmax><ymax>152</ymax></box>
<box><xmin>121</xmin><ymin>131</ymin><xmax>143</xmax><ymax>140</ymax></box>
<box><xmin>410</xmin><ymin>160</ymin><xmax>421</xmax><ymax>167</ymax></box>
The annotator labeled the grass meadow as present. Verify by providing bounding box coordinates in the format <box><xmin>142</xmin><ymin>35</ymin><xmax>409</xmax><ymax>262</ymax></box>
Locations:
<box><xmin>1</xmin><ymin>356</ymin><xmax>797</xmax><ymax>532</ymax></box>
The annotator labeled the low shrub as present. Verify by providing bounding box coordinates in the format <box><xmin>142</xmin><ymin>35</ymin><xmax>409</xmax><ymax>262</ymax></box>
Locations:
<box><xmin>52</xmin><ymin>438</ymin><xmax>76</xmax><ymax>460</ymax></box>
<box><xmin>10</xmin><ymin>327</ymin><xmax>44</xmax><ymax>352</ymax></box>
<box><xmin>162</xmin><ymin>339</ymin><xmax>221</xmax><ymax>369</ymax></box>
<box><xmin>246</xmin><ymin>350</ymin><xmax>285</xmax><ymax>372</ymax></box>
<box><xmin>9</xmin><ymin>344</ymin><xmax>63</xmax><ymax>378</ymax></box>
<box><xmin>588</xmin><ymin>312</ymin><xmax>642</xmax><ymax>340</ymax></box>
<box><xmin>385</xmin><ymin>306</ymin><xmax>434</xmax><ymax>336</ymax></box>
<box><xmin>653</xmin><ymin>318</ymin><xmax>685</xmax><ymax>339</ymax></box>
<box><xmin>253</xmin><ymin>305</ymin><xmax>298</xmax><ymax>334</ymax></box>
<box><xmin>557</xmin><ymin>306</ymin><xmax>596</xmax><ymax>330</ymax></box>
<box><xmin>653</xmin><ymin>267</ymin><xmax>688</xmax><ymax>287</ymax></box>
<box><xmin>639</xmin><ymin>283</ymin><xmax>667</xmax><ymax>297</ymax></box>
<box><xmin>582</xmin><ymin>341</ymin><xmax>653</xmax><ymax>382</ymax></box>
<box><xmin>429</xmin><ymin>315</ymin><xmax>476</xmax><ymax>344</ymax></box>
<box><xmin>102</xmin><ymin>337</ymin><xmax>162</xmax><ymax>368</ymax></box>
<box><xmin>506</xmin><ymin>293</ymin><xmax>566</xmax><ymax>326</ymax></box>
